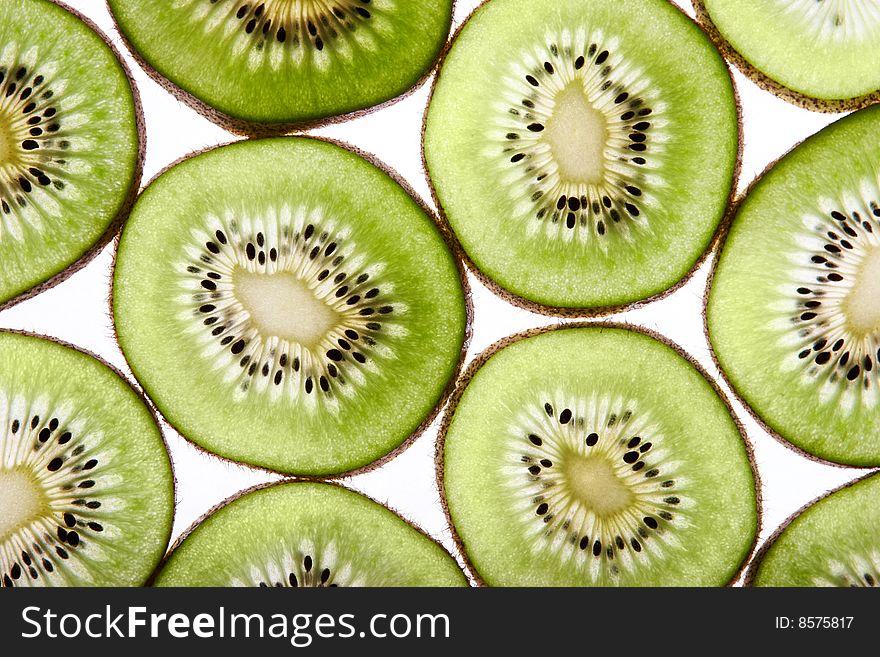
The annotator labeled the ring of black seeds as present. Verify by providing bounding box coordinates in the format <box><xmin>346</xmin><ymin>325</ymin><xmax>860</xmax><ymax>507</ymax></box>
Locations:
<box><xmin>814</xmin><ymin>553</ymin><xmax>880</xmax><ymax>587</ymax></box>
<box><xmin>202</xmin><ymin>0</ymin><xmax>383</xmax><ymax>53</ymax></box>
<box><xmin>1</xmin><ymin>395</ymin><xmax>111</xmax><ymax>587</ymax></box>
<box><xmin>505</xmin><ymin>394</ymin><xmax>691</xmax><ymax>578</ymax></box>
<box><xmin>0</xmin><ymin>52</ymin><xmax>70</xmax><ymax>235</ymax></box>
<box><xmin>180</xmin><ymin>207</ymin><xmax>407</xmax><ymax>408</ymax></box>
<box><xmin>494</xmin><ymin>29</ymin><xmax>666</xmax><ymax>244</ymax></box>
<box><xmin>779</xmin><ymin>190</ymin><xmax>880</xmax><ymax>411</ymax></box>
<box><xmin>229</xmin><ymin>542</ymin><xmax>379</xmax><ymax>587</ymax></box>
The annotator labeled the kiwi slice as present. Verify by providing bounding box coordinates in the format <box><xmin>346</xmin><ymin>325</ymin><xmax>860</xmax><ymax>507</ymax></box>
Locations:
<box><xmin>0</xmin><ymin>331</ymin><xmax>173</xmax><ymax>587</ymax></box>
<box><xmin>113</xmin><ymin>137</ymin><xmax>469</xmax><ymax>476</ymax></box>
<box><xmin>695</xmin><ymin>0</ymin><xmax>880</xmax><ymax>112</ymax></box>
<box><xmin>707</xmin><ymin>106</ymin><xmax>880</xmax><ymax>467</ymax></box>
<box><xmin>423</xmin><ymin>0</ymin><xmax>740</xmax><ymax>313</ymax></box>
<box><xmin>0</xmin><ymin>0</ymin><xmax>143</xmax><ymax>309</ymax></box>
<box><xmin>746</xmin><ymin>473</ymin><xmax>880</xmax><ymax>587</ymax></box>
<box><xmin>106</xmin><ymin>0</ymin><xmax>453</xmax><ymax>134</ymax></box>
<box><xmin>154</xmin><ymin>481</ymin><xmax>467</xmax><ymax>586</ymax></box>
<box><xmin>439</xmin><ymin>324</ymin><xmax>758</xmax><ymax>586</ymax></box>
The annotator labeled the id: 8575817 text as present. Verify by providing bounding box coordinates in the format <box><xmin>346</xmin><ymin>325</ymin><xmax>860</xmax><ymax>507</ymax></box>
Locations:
<box><xmin>775</xmin><ymin>617</ymin><xmax>853</xmax><ymax>630</ymax></box>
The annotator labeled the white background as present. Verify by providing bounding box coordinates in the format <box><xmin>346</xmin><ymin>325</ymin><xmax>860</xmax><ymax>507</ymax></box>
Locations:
<box><xmin>4</xmin><ymin>0</ymin><xmax>871</xmax><ymax>583</ymax></box>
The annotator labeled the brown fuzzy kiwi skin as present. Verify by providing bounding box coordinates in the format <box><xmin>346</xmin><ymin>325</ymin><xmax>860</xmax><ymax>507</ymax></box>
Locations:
<box><xmin>743</xmin><ymin>470</ymin><xmax>880</xmax><ymax>587</ymax></box>
<box><xmin>435</xmin><ymin>321</ymin><xmax>762</xmax><ymax>587</ymax></box>
<box><xmin>420</xmin><ymin>0</ymin><xmax>744</xmax><ymax>318</ymax></box>
<box><xmin>0</xmin><ymin>328</ymin><xmax>178</xmax><ymax>586</ymax></box>
<box><xmin>146</xmin><ymin>478</ymin><xmax>471</xmax><ymax>587</ymax></box>
<box><xmin>0</xmin><ymin>0</ymin><xmax>146</xmax><ymax>314</ymax></box>
<box><xmin>108</xmin><ymin>135</ymin><xmax>473</xmax><ymax>481</ymax></box>
<box><xmin>702</xmin><ymin>117</ymin><xmax>880</xmax><ymax>471</ymax></box>
<box><xmin>692</xmin><ymin>0</ymin><xmax>880</xmax><ymax>114</ymax></box>
<box><xmin>103</xmin><ymin>0</ymin><xmax>457</xmax><ymax>138</ymax></box>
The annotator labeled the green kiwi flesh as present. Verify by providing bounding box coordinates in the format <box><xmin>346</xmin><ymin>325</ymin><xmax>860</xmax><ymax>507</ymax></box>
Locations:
<box><xmin>0</xmin><ymin>332</ymin><xmax>173</xmax><ymax>587</ymax></box>
<box><xmin>695</xmin><ymin>0</ymin><xmax>880</xmax><ymax>111</ymax></box>
<box><xmin>106</xmin><ymin>0</ymin><xmax>453</xmax><ymax>133</ymax></box>
<box><xmin>112</xmin><ymin>137</ymin><xmax>468</xmax><ymax>476</ymax></box>
<box><xmin>440</xmin><ymin>325</ymin><xmax>757</xmax><ymax>586</ymax></box>
<box><xmin>747</xmin><ymin>473</ymin><xmax>880</xmax><ymax>587</ymax></box>
<box><xmin>424</xmin><ymin>0</ymin><xmax>739</xmax><ymax>311</ymax></box>
<box><xmin>707</xmin><ymin>106</ymin><xmax>880</xmax><ymax>466</ymax></box>
<box><xmin>0</xmin><ymin>0</ymin><xmax>141</xmax><ymax>309</ymax></box>
<box><xmin>154</xmin><ymin>481</ymin><xmax>467</xmax><ymax>586</ymax></box>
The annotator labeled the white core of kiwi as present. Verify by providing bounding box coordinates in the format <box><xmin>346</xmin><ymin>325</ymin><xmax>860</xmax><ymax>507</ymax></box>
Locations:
<box><xmin>0</xmin><ymin>122</ymin><xmax>13</xmax><ymax>162</ymax></box>
<box><xmin>0</xmin><ymin>470</ymin><xmax>44</xmax><ymax>541</ymax></box>
<box><xmin>777</xmin><ymin>0</ymin><xmax>880</xmax><ymax>42</ymax></box>
<box><xmin>503</xmin><ymin>393</ymin><xmax>692</xmax><ymax>579</ymax></box>
<box><xmin>544</xmin><ymin>84</ymin><xmax>607</xmax><ymax>185</ymax></box>
<box><xmin>563</xmin><ymin>456</ymin><xmax>633</xmax><ymax>516</ymax></box>
<box><xmin>233</xmin><ymin>270</ymin><xmax>339</xmax><ymax>347</ymax></box>
<box><xmin>844</xmin><ymin>245</ymin><xmax>880</xmax><ymax>336</ymax></box>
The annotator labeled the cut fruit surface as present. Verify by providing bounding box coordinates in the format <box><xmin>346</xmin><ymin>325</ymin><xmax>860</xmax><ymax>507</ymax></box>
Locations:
<box><xmin>113</xmin><ymin>137</ymin><xmax>468</xmax><ymax>476</ymax></box>
<box><xmin>154</xmin><ymin>481</ymin><xmax>467</xmax><ymax>587</ymax></box>
<box><xmin>747</xmin><ymin>473</ymin><xmax>880</xmax><ymax>587</ymax></box>
<box><xmin>0</xmin><ymin>0</ymin><xmax>141</xmax><ymax>308</ymax></box>
<box><xmin>708</xmin><ymin>106</ymin><xmax>880</xmax><ymax>466</ymax></box>
<box><xmin>424</xmin><ymin>0</ymin><xmax>739</xmax><ymax>311</ymax></box>
<box><xmin>107</xmin><ymin>0</ymin><xmax>453</xmax><ymax>132</ymax></box>
<box><xmin>696</xmin><ymin>0</ymin><xmax>880</xmax><ymax>109</ymax></box>
<box><xmin>440</xmin><ymin>325</ymin><xmax>757</xmax><ymax>586</ymax></box>
<box><xmin>0</xmin><ymin>332</ymin><xmax>173</xmax><ymax>587</ymax></box>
